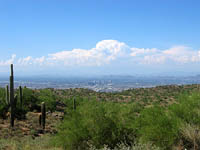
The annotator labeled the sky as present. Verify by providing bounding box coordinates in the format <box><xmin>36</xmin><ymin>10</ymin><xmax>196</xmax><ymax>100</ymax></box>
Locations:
<box><xmin>0</xmin><ymin>0</ymin><xmax>200</xmax><ymax>76</ymax></box>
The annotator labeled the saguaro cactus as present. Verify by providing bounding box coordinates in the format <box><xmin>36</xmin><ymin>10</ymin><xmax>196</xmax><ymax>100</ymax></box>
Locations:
<box><xmin>14</xmin><ymin>94</ymin><xmax>18</xmax><ymax>108</ymax></box>
<box><xmin>9</xmin><ymin>64</ymin><xmax>15</xmax><ymax>127</ymax></box>
<box><xmin>5</xmin><ymin>85</ymin><xmax>9</xmax><ymax>105</ymax></box>
<box><xmin>19</xmin><ymin>86</ymin><xmax>23</xmax><ymax>108</ymax></box>
<box><xmin>41</xmin><ymin>102</ymin><xmax>46</xmax><ymax>130</ymax></box>
<box><xmin>73</xmin><ymin>98</ymin><xmax>76</xmax><ymax>110</ymax></box>
<box><xmin>39</xmin><ymin>114</ymin><xmax>42</xmax><ymax>126</ymax></box>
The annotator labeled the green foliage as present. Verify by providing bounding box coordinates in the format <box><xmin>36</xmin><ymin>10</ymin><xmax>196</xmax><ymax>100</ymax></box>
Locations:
<box><xmin>135</xmin><ymin>106</ymin><xmax>179</xmax><ymax>149</ymax></box>
<box><xmin>54</xmin><ymin>90</ymin><xmax>200</xmax><ymax>149</ymax></box>
<box><xmin>0</xmin><ymin>88</ymin><xmax>8</xmax><ymax>118</ymax></box>
<box><xmin>54</xmin><ymin>101</ymin><xmax>141</xmax><ymax>150</ymax></box>
<box><xmin>1</xmin><ymin>87</ymin><xmax>60</xmax><ymax>118</ymax></box>
<box><xmin>63</xmin><ymin>96</ymin><xmax>86</xmax><ymax>111</ymax></box>
<box><xmin>36</xmin><ymin>89</ymin><xmax>57</xmax><ymax>112</ymax></box>
<box><xmin>1</xmin><ymin>84</ymin><xmax>200</xmax><ymax>149</ymax></box>
<box><xmin>53</xmin><ymin>107</ymin><xmax>90</xmax><ymax>149</ymax></box>
<box><xmin>169</xmin><ymin>92</ymin><xmax>200</xmax><ymax>125</ymax></box>
<box><xmin>22</xmin><ymin>88</ymin><xmax>39</xmax><ymax>111</ymax></box>
<box><xmin>0</xmin><ymin>87</ymin><xmax>28</xmax><ymax>119</ymax></box>
<box><xmin>22</xmin><ymin>88</ymin><xmax>58</xmax><ymax>112</ymax></box>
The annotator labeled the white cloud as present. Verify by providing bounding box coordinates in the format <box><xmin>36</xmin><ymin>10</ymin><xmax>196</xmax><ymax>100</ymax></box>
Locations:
<box><xmin>1</xmin><ymin>40</ymin><xmax>200</xmax><ymax>68</ymax></box>
<box><xmin>34</xmin><ymin>56</ymin><xmax>45</xmax><ymax>65</ymax></box>
<box><xmin>130</xmin><ymin>48</ymin><xmax>158</xmax><ymax>57</ymax></box>
<box><xmin>17</xmin><ymin>56</ymin><xmax>46</xmax><ymax>66</ymax></box>
<box><xmin>142</xmin><ymin>46</ymin><xmax>200</xmax><ymax>64</ymax></box>
<box><xmin>48</xmin><ymin>40</ymin><xmax>129</xmax><ymax>66</ymax></box>
<box><xmin>0</xmin><ymin>54</ymin><xmax>16</xmax><ymax>66</ymax></box>
<box><xmin>18</xmin><ymin>56</ymin><xmax>33</xmax><ymax>65</ymax></box>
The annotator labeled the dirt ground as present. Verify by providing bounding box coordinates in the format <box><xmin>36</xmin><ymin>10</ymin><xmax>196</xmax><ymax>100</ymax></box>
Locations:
<box><xmin>0</xmin><ymin>111</ymin><xmax>64</xmax><ymax>139</ymax></box>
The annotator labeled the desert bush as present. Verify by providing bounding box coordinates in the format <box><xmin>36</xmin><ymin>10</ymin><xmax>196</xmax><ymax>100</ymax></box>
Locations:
<box><xmin>36</xmin><ymin>89</ymin><xmax>57</xmax><ymax>112</ymax></box>
<box><xmin>169</xmin><ymin>92</ymin><xmax>200</xmax><ymax>125</ymax></box>
<box><xmin>0</xmin><ymin>99</ymin><xmax>7</xmax><ymax>118</ymax></box>
<box><xmin>89</xmin><ymin>142</ymin><xmax>161</xmax><ymax>150</ymax></box>
<box><xmin>180</xmin><ymin>123</ymin><xmax>200</xmax><ymax>149</ymax></box>
<box><xmin>0</xmin><ymin>88</ymin><xmax>8</xmax><ymax>118</ymax></box>
<box><xmin>22</xmin><ymin>88</ymin><xmax>40</xmax><ymax>111</ymax></box>
<box><xmin>54</xmin><ymin>101</ymin><xmax>142</xmax><ymax>150</ymax></box>
<box><xmin>22</xmin><ymin>88</ymin><xmax>59</xmax><ymax>112</ymax></box>
<box><xmin>134</xmin><ymin>106</ymin><xmax>179</xmax><ymax>149</ymax></box>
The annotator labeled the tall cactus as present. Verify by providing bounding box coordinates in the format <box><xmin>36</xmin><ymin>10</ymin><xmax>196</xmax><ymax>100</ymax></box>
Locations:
<box><xmin>5</xmin><ymin>85</ymin><xmax>9</xmax><ymax>105</ymax></box>
<box><xmin>41</xmin><ymin>102</ymin><xmax>46</xmax><ymax>130</ymax></box>
<box><xmin>73</xmin><ymin>98</ymin><xmax>76</xmax><ymax>110</ymax></box>
<box><xmin>19</xmin><ymin>86</ymin><xmax>23</xmax><ymax>109</ymax></box>
<box><xmin>14</xmin><ymin>94</ymin><xmax>18</xmax><ymax>108</ymax></box>
<box><xmin>9</xmin><ymin>64</ymin><xmax>15</xmax><ymax>127</ymax></box>
<box><xmin>39</xmin><ymin>114</ymin><xmax>42</xmax><ymax>126</ymax></box>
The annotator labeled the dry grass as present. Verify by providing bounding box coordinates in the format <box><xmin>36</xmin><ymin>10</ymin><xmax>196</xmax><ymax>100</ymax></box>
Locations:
<box><xmin>180</xmin><ymin>124</ymin><xmax>200</xmax><ymax>150</ymax></box>
<box><xmin>0</xmin><ymin>111</ymin><xmax>63</xmax><ymax>139</ymax></box>
<box><xmin>89</xmin><ymin>142</ymin><xmax>161</xmax><ymax>150</ymax></box>
<box><xmin>0</xmin><ymin>135</ymin><xmax>62</xmax><ymax>150</ymax></box>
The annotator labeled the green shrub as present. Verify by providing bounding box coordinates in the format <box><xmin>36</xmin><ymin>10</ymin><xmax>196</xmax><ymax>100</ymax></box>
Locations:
<box><xmin>22</xmin><ymin>88</ymin><xmax>58</xmax><ymax>112</ymax></box>
<box><xmin>36</xmin><ymin>89</ymin><xmax>57</xmax><ymax>112</ymax></box>
<box><xmin>169</xmin><ymin>92</ymin><xmax>200</xmax><ymax>125</ymax></box>
<box><xmin>135</xmin><ymin>106</ymin><xmax>179</xmax><ymax>149</ymax></box>
<box><xmin>23</xmin><ymin>88</ymin><xmax>39</xmax><ymax>111</ymax></box>
<box><xmin>0</xmin><ymin>100</ymin><xmax>7</xmax><ymax>118</ymax></box>
<box><xmin>54</xmin><ymin>101</ymin><xmax>142</xmax><ymax>150</ymax></box>
<box><xmin>0</xmin><ymin>88</ymin><xmax>8</xmax><ymax>118</ymax></box>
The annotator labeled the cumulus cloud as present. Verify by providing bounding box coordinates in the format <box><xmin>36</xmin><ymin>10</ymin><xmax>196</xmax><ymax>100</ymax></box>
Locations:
<box><xmin>1</xmin><ymin>40</ymin><xmax>200</xmax><ymax>68</ymax></box>
<box><xmin>48</xmin><ymin>40</ymin><xmax>129</xmax><ymax>66</ymax></box>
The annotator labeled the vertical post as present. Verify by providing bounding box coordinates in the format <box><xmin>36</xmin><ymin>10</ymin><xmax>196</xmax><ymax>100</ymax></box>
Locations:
<box><xmin>10</xmin><ymin>64</ymin><xmax>15</xmax><ymax>127</ymax></box>
<box><xmin>41</xmin><ymin>102</ymin><xmax>46</xmax><ymax>130</ymax></box>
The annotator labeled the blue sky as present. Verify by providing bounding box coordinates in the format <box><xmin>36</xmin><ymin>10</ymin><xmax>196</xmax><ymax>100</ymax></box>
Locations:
<box><xmin>0</xmin><ymin>0</ymin><xmax>200</xmax><ymax>76</ymax></box>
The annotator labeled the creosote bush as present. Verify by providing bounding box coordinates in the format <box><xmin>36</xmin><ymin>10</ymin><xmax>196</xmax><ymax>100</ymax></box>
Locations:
<box><xmin>135</xmin><ymin>106</ymin><xmax>179</xmax><ymax>149</ymax></box>
<box><xmin>54</xmin><ymin>100</ymin><xmax>141</xmax><ymax>150</ymax></box>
